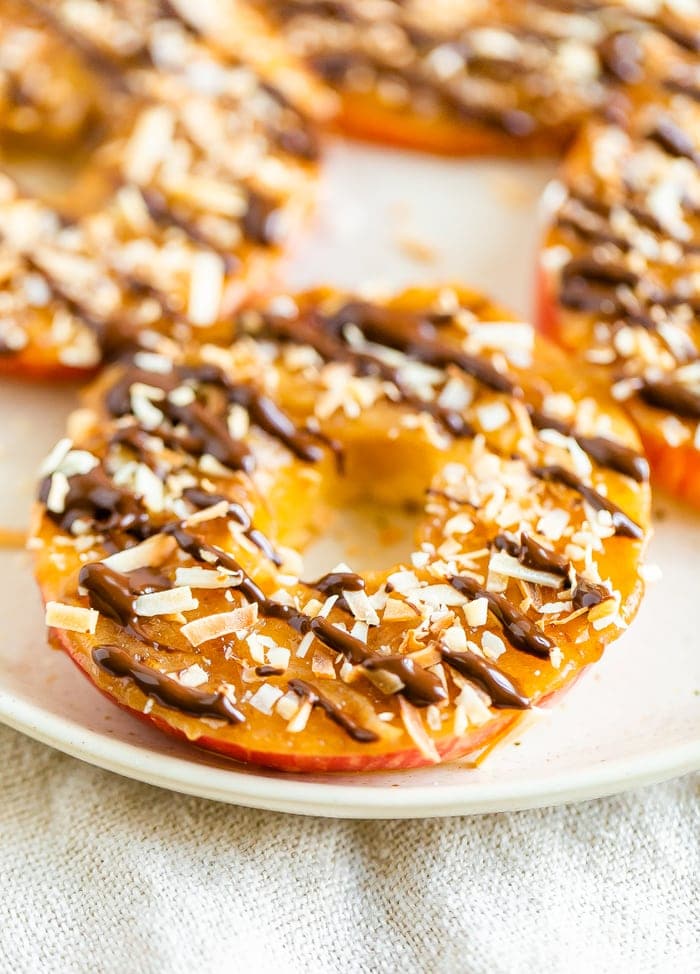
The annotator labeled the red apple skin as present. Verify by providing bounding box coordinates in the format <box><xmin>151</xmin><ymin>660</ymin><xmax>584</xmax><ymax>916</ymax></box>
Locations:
<box><xmin>535</xmin><ymin>261</ymin><xmax>700</xmax><ymax>509</ymax></box>
<box><xmin>0</xmin><ymin>351</ymin><xmax>95</xmax><ymax>383</ymax></box>
<box><xmin>50</xmin><ymin>625</ymin><xmax>589</xmax><ymax>773</ymax></box>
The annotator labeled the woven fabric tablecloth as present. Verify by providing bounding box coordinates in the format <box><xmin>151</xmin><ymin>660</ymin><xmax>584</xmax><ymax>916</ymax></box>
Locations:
<box><xmin>0</xmin><ymin>723</ymin><xmax>697</xmax><ymax>974</ymax></box>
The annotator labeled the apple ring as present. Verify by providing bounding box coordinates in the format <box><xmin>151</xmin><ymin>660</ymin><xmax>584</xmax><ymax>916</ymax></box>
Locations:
<box><xmin>0</xmin><ymin>0</ymin><xmax>322</xmax><ymax>378</ymax></box>
<box><xmin>31</xmin><ymin>286</ymin><xmax>650</xmax><ymax>771</ymax></box>
<box><xmin>252</xmin><ymin>0</ymin><xmax>699</xmax><ymax>156</ymax></box>
<box><xmin>538</xmin><ymin>61</ymin><xmax>700</xmax><ymax>507</ymax></box>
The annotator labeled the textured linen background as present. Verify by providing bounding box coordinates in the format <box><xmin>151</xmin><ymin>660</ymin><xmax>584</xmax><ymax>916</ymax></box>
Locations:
<box><xmin>0</xmin><ymin>724</ymin><xmax>697</xmax><ymax>974</ymax></box>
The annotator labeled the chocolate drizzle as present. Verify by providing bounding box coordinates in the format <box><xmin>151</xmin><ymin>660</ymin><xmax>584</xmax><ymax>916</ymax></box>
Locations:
<box><xmin>324</xmin><ymin>301</ymin><xmax>519</xmax><ymax>396</ymax></box>
<box><xmin>440</xmin><ymin>648</ymin><xmax>531</xmax><ymax>710</ymax></box>
<box><xmin>494</xmin><ymin>532</ymin><xmax>568</xmax><ymax>578</ymax></box>
<box><xmin>287</xmin><ymin>678</ymin><xmax>378</xmax><ymax>743</ymax></box>
<box><xmin>572</xmin><ymin>578</ymin><xmax>610</xmax><ymax>610</ymax></box>
<box><xmin>649</xmin><ymin>118</ymin><xmax>699</xmax><ymax>165</ymax></box>
<box><xmin>494</xmin><ymin>532</ymin><xmax>610</xmax><ymax>610</ymax></box>
<box><xmin>79</xmin><ymin>561</ymin><xmax>170</xmax><ymax>647</ymax></box>
<box><xmin>639</xmin><ymin>380</ymin><xmax>700</xmax><ymax>420</ymax></box>
<box><xmin>92</xmin><ymin>645</ymin><xmax>244</xmax><ymax>723</ymax></box>
<box><xmin>39</xmin><ymin>465</ymin><xmax>149</xmax><ymax>537</ymax></box>
<box><xmin>560</xmin><ymin>257</ymin><xmax>639</xmax><ymax>315</ymax></box>
<box><xmin>307</xmin><ymin>570</ymin><xmax>365</xmax><ymax>596</ymax></box>
<box><xmin>449</xmin><ymin>574</ymin><xmax>554</xmax><ymax>659</ymax></box>
<box><xmin>362</xmin><ymin>654</ymin><xmax>447</xmax><ymax>707</ymax></box>
<box><xmin>182</xmin><ymin>487</ymin><xmax>282</xmax><ymax>565</ymax></box>
<box><xmin>243</xmin><ymin>191</ymin><xmax>279</xmax><ymax>246</ymax></box>
<box><xmin>531</xmin><ymin>465</ymin><xmax>644</xmax><ymax>539</ymax></box>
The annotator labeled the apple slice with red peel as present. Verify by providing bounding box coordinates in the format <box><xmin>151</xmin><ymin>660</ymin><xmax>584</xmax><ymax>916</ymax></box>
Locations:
<box><xmin>32</xmin><ymin>286</ymin><xmax>650</xmax><ymax>772</ymax></box>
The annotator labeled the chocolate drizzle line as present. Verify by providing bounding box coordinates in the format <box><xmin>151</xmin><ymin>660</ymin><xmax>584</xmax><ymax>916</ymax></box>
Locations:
<box><xmin>92</xmin><ymin>645</ymin><xmax>244</xmax><ymax>723</ymax></box>
<box><xmin>531</xmin><ymin>465</ymin><xmax>644</xmax><ymax>539</ymax></box>
<box><xmin>494</xmin><ymin>532</ymin><xmax>609</xmax><ymax>611</ymax></box>
<box><xmin>362</xmin><ymin>655</ymin><xmax>447</xmax><ymax>707</ymax></box>
<box><xmin>494</xmin><ymin>532</ymin><xmax>568</xmax><ymax>577</ymax></box>
<box><xmin>182</xmin><ymin>487</ymin><xmax>282</xmax><ymax>565</ymax></box>
<box><xmin>39</xmin><ymin>465</ymin><xmax>150</xmax><ymax>537</ymax></box>
<box><xmin>639</xmin><ymin>380</ymin><xmax>700</xmax><ymax>420</ymax></box>
<box><xmin>304</xmin><ymin>569</ymin><xmax>364</xmax><ymax>614</ymax></box>
<box><xmin>440</xmin><ymin>648</ymin><xmax>531</xmax><ymax>710</ymax></box>
<box><xmin>306</xmin><ymin>570</ymin><xmax>365</xmax><ymax>596</ymax></box>
<box><xmin>449</xmin><ymin>575</ymin><xmax>554</xmax><ymax>659</ymax></box>
<box><xmin>287</xmin><ymin>679</ymin><xmax>378</xmax><ymax>743</ymax></box>
<box><xmin>79</xmin><ymin>561</ymin><xmax>170</xmax><ymax>649</ymax></box>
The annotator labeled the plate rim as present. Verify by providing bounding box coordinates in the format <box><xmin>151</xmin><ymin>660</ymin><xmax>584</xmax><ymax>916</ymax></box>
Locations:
<box><xmin>1</xmin><ymin>687</ymin><xmax>698</xmax><ymax>818</ymax></box>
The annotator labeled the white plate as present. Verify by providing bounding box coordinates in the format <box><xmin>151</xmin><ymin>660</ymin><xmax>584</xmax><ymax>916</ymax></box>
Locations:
<box><xmin>1</xmin><ymin>141</ymin><xmax>698</xmax><ymax>818</ymax></box>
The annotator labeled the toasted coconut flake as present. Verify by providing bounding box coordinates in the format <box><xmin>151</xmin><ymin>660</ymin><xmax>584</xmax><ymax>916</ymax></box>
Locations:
<box><xmin>57</xmin><ymin>450</ymin><xmax>100</xmax><ymax>478</ymax></box>
<box><xmin>382</xmin><ymin>598</ymin><xmax>419</xmax><ymax>622</ymax></box>
<box><xmin>468</xmin><ymin>321</ymin><xmax>533</xmax><ymax>352</ymax></box>
<box><xmin>276</xmin><ymin>690</ymin><xmax>300</xmax><ymax>721</ymax></box>
<box><xmin>312</xmin><ymin>649</ymin><xmax>336</xmax><ymax>679</ymax></box>
<box><xmin>317</xmin><ymin>595</ymin><xmax>339</xmax><ymax>618</ymax></box>
<box><xmin>456</xmin><ymin>683</ymin><xmax>492</xmax><ymax>726</ymax></box>
<box><xmin>183</xmin><ymin>500</ymin><xmax>230</xmax><ymax>526</ymax></box>
<box><xmin>464</xmin><ymin>597</ymin><xmax>488</xmax><ymax>628</ymax></box>
<box><xmin>443</xmin><ymin>625</ymin><xmax>468</xmax><ymax>652</ymax></box>
<box><xmin>296</xmin><ymin>630</ymin><xmax>315</xmax><ymax>659</ymax></box>
<box><xmin>177</xmin><ymin>663</ymin><xmax>209</xmax><ymax>688</ymax></box>
<box><xmin>267</xmin><ymin>646</ymin><xmax>290</xmax><ymax>671</ymax></box>
<box><xmin>343</xmin><ymin>588</ymin><xmax>380</xmax><ymax>626</ymax></box>
<box><xmin>481</xmin><ymin>631</ymin><xmax>506</xmax><ymax>661</ymax></box>
<box><xmin>130</xmin><ymin>385</ymin><xmax>165</xmax><ymax>431</ymax></box>
<box><xmin>249</xmin><ymin>683</ymin><xmax>283</xmax><ymax>715</ymax></box>
<box><xmin>286</xmin><ymin>698</ymin><xmax>313</xmax><ymax>733</ymax></box>
<box><xmin>406</xmin><ymin>584</ymin><xmax>467</xmax><ymax>609</ymax></box>
<box><xmin>364</xmin><ymin>667</ymin><xmax>405</xmax><ymax>696</ymax></box>
<box><xmin>639</xmin><ymin>563</ymin><xmax>662</xmax><ymax>583</ymax></box>
<box><xmin>124</xmin><ymin>105</ymin><xmax>175</xmax><ymax>185</ymax></box>
<box><xmin>245</xmin><ymin>633</ymin><xmax>268</xmax><ymax>664</ymax></box>
<box><xmin>181</xmin><ymin>603</ymin><xmax>258</xmax><ymax>646</ymax></box>
<box><xmin>188</xmin><ymin>251</ymin><xmax>225</xmax><ymax>327</ymax></box>
<box><xmin>350</xmin><ymin>620</ymin><xmax>369</xmax><ymax>641</ymax></box>
<box><xmin>174</xmin><ymin>566</ymin><xmax>242</xmax><ymax>588</ymax></box>
<box><xmin>444</xmin><ymin>513</ymin><xmax>474</xmax><ymax>536</ymax></box>
<box><xmin>227</xmin><ymin>404</ymin><xmax>250</xmax><ymax>441</ymax></box>
<box><xmin>102</xmin><ymin>534</ymin><xmax>176</xmax><ymax>573</ymax></box>
<box><xmin>537</xmin><ymin>508</ymin><xmax>570</xmax><ymax>542</ymax></box>
<box><xmin>45</xmin><ymin>601</ymin><xmax>98</xmax><ymax>634</ymax></box>
<box><xmin>477</xmin><ymin>401</ymin><xmax>510</xmax><ymax>432</ymax></box>
<box><xmin>46</xmin><ymin>472</ymin><xmax>70</xmax><ymax>514</ymax></box>
<box><xmin>134</xmin><ymin>463</ymin><xmax>165</xmax><ymax>513</ymax></box>
<box><xmin>39</xmin><ymin>438</ymin><xmax>72</xmax><ymax>476</ymax></box>
<box><xmin>399</xmin><ymin>698</ymin><xmax>440</xmax><ymax>764</ymax></box>
<box><xmin>134</xmin><ymin>586</ymin><xmax>199</xmax><ymax>617</ymax></box>
<box><xmin>387</xmin><ymin>569</ymin><xmax>419</xmax><ymax>592</ymax></box>
<box><xmin>488</xmin><ymin>551</ymin><xmax>563</xmax><ymax>589</ymax></box>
